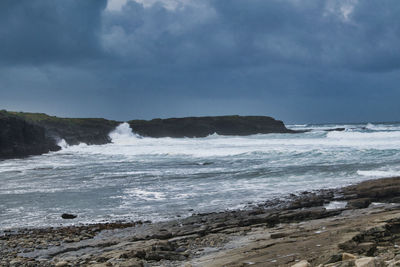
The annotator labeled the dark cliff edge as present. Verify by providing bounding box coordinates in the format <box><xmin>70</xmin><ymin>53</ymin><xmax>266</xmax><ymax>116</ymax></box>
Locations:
<box><xmin>129</xmin><ymin>115</ymin><xmax>296</xmax><ymax>138</ymax></box>
<box><xmin>0</xmin><ymin>111</ymin><xmax>120</xmax><ymax>159</ymax></box>
<box><xmin>5</xmin><ymin>111</ymin><xmax>121</xmax><ymax>146</ymax></box>
<box><xmin>0</xmin><ymin>112</ymin><xmax>60</xmax><ymax>159</ymax></box>
<box><xmin>1</xmin><ymin>111</ymin><xmax>296</xmax><ymax>159</ymax></box>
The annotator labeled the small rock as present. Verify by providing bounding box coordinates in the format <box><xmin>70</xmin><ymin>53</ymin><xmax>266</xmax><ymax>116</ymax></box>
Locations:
<box><xmin>117</xmin><ymin>259</ymin><xmax>143</xmax><ymax>267</ymax></box>
<box><xmin>55</xmin><ymin>261</ymin><xmax>69</xmax><ymax>267</ymax></box>
<box><xmin>89</xmin><ymin>264</ymin><xmax>108</xmax><ymax>267</ymax></box>
<box><xmin>175</xmin><ymin>247</ymin><xmax>186</xmax><ymax>253</ymax></box>
<box><xmin>358</xmin><ymin>242</ymin><xmax>377</xmax><ymax>256</ymax></box>
<box><xmin>355</xmin><ymin>257</ymin><xmax>375</xmax><ymax>267</ymax></box>
<box><xmin>326</xmin><ymin>254</ymin><xmax>343</xmax><ymax>263</ymax></box>
<box><xmin>9</xmin><ymin>259</ymin><xmax>21</xmax><ymax>265</ymax></box>
<box><xmin>346</xmin><ymin>198</ymin><xmax>371</xmax><ymax>209</ymax></box>
<box><xmin>61</xmin><ymin>213</ymin><xmax>77</xmax><ymax>219</ymax></box>
<box><xmin>342</xmin><ymin>252</ymin><xmax>357</xmax><ymax>260</ymax></box>
<box><xmin>291</xmin><ymin>260</ymin><xmax>311</xmax><ymax>267</ymax></box>
<box><xmin>271</xmin><ymin>232</ymin><xmax>287</xmax><ymax>239</ymax></box>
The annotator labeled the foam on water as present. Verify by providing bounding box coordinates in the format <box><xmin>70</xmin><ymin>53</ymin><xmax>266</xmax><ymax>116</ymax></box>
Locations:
<box><xmin>109</xmin><ymin>122</ymin><xmax>140</xmax><ymax>143</ymax></box>
<box><xmin>357</xmin><ymin>169</ymin><xmax>400</xmax><ymax>178</ymax></box>
<box><xmin>324</xmin><ymin>201</ymin><xmax>347</xmax><ymax>210</ymax></box>
<box><xmin>365</xmin><ymin>123</ymin><xmax>400</xmax><ymax>131</ymax></box>
<box><xmin>57</xmin><ymin>139</ymin><xmax>69</xmax><ymax>149</ymax></box>
<box><xmin>59</xmin><ymin>124</ymin><xmax>400</xmax><ymax>158</ymax></box>
<box><xmin>1</xmin><ymin>122</ymin><xmax>400</xmax><ymax>229</ymax></box>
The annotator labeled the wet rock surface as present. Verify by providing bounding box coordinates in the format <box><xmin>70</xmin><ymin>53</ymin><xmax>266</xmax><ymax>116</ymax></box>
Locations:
<box><xmin>2</xmin><ymin>177</ymin><xmax>400</xmax><ymax>266</ymax></box>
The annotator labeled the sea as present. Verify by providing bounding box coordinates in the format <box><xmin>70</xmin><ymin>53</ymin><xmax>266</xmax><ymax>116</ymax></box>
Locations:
<box><xmin>1</xmin><ymin>122</ymin><xmax>400</xmax><ymax>230</ymax></box>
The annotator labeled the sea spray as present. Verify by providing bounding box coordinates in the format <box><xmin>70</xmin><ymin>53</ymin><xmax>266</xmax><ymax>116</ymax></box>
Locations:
<box><xmin>109</xmin><ymin>122</ymin><xmax>140</xmax><ymax>144</ymax></box>
<box><xmin>57</xmin><ymin>139</ymin><xmax>69</xmax><ymax>149</ymax></box>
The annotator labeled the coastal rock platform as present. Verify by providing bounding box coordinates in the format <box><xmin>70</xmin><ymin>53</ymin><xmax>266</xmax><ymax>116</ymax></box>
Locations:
<box><xmin>3</xmin><ymin>177</ymin><xmax>400</xmax><ymax>266</ymax></box>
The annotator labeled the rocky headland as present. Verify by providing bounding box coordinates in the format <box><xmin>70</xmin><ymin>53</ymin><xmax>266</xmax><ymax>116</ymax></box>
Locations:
<box><xmin>128</xmin><ymin>115</ymin><xmax>296</xmax><ymax>138</ymax></box>
<box><xmin>0</xmin><ymin>110</ymin><xmax>121</xmax><ymax>159</ymax></box>
<box><xmin>0</xmin><ymin>111</ymin><xmax>297</xmax><ymax>159</ymax></box>
<box><xmin>0</xmin><ymin>111</ymin><xmax>60</xmax><ymax>159</ymax></box>
<box><xmin>3</xmin><ymin>177</ymin><xmax>400</xmax><ymax>266</ymax></box>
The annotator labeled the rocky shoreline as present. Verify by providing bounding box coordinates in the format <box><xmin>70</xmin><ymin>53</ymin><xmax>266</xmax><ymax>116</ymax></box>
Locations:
<box><xmin>2</xmin><ymin>177</ymin><xmax>400</xmax><ymax>266</ymax></box>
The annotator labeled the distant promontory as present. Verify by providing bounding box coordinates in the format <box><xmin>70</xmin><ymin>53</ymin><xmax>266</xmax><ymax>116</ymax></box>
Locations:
<box><xmin>0</xmin><ymin>110</ymin><xmax>296</xmax><ymax>159</ymax></box>
<box><xmin>128</xmin><ymin>115</ymin><xmax>296</xmax><ymax>138</ymax></box>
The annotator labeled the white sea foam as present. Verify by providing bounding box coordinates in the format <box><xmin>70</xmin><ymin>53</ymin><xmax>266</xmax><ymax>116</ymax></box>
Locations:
<box><xmin>123</xmin><ymin>188</ymin><xmax>166</xmax><ymax>201</ymax></box>
<box><xmin>57</xmin><ymin>124</ymin><xmax>400</xmax><ymax>158</ymax></box>
<box><xmin>365</xmin><ymin>123</ymin><xmax>400</xmax><ymax>131</ymax></box>
<box><xmin>109</xmin><ymin>122</ymin><xmax>140</xmax><ymax>144</ymax></box>
<box><xmin>326</xmin><ymin>130</ymin><xmax>400</xmax><ymax>148</ymax></box>
<box><xmin>324</xmin><ymin>201</ymin><xmax>347</xmax><ymax>210</ymax></box>
<box><xmin>357</xmin><ymin>170</ymin><xmax>400</xmax><ymax>178</ymax></box>
<box><xmin>58</xmin><ymin>122</ymin><xmax>400</xmax><ymax>157</ymax></box>
<box><xmin>57</xmin><ymin>139</ymin><xmax>69</xmax><ymax>149</ymax></box>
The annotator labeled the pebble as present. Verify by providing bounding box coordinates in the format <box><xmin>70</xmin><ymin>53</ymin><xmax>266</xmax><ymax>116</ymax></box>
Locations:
<box><xmin>355</xmin><ymin>257</ymin><xmax>375</xmax><ymax>267</ymax></box>
<box><xmin>175</xmin><ymin>247</ymin><xmax>186</xmax><ymax>252</ymax></box>
<box><xmin>291</xmin><ymin>260</ymin><xmax>311</xmax><ymax>267</ymax></box>
<box><xmin>55</xmin><ymin>261</ymin><xmax>69</xmax><ymax>267</ymax></box>
<box><xmin>342</xmin><ymin>252</ymin><xmax>357</xmax><ymax>260</ymax></box>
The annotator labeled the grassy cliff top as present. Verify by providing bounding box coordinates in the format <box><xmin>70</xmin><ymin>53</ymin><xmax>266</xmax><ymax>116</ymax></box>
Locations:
<box><xmin>1</xmin><ymin>110</ymin><xmax>120</xmax><ymax>126</ymax></box>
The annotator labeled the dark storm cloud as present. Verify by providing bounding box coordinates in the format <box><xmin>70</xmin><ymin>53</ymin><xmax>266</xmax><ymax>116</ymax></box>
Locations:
<box><xmin>0</xmin><ymin>0</ymin><xmax>107</xmax><ymax>65</ymax></box>
<box><xmin>101</xmin><ymin>0</ymin><xmax>400</xmax><ymax>72</ymax></box>
<box><xmin>0</xmin><ymin>0</ymin><xmax>400</xmax><ymax>122</ymax></box>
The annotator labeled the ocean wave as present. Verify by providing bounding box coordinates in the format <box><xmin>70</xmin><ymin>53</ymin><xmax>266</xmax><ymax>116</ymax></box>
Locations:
<box><xmin>365</xmin><ymin>123</ymin><xmax>400</xmax><ymax>131</ymax></box>
<box><xmin>327</xmin><ymin>130</ymin><xmax>400</xmax><ymax>140</ymax></box>
<box><xmin>51</xmin><ymin>123</ymin><xmax>400</xmax><ymax>158</ymax></box>
<box><xmin>123</xmin><ymin>188</ymin><xmax>166</xmax><ymax>201</ymax></box>
<box><xmin>357</xmin><ymin>169</ymin><xmax>400</xmax><ymax>178</ymax></box>
<box><xmin>57</xmin><ymin>139</ymin><xmax>69</xmax><ymax>149</ymax></box>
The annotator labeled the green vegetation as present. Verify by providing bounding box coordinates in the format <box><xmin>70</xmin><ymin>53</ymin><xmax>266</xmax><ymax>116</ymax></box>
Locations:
<box><xmin>5</xmin><ymin>111</ymin><xmax>119</xmax><ymax>127</ymax></box>
<box><xmin>1</xmin><ymin>110</ymin><xmax>121</xmax><ymax>146</ymax></box>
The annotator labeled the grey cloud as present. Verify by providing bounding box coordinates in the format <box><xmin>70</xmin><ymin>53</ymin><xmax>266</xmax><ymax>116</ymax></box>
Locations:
<box><xmin>0</xmin><ymin>0</ymin><xmax>107</xmax><ymax>65</ymax></box>
<box><xmin>101</xmin><ymin>0</ymin><xmax>400</xmax><ymax>72</ymax></box>
<box><xmin>1</xmin><ymin>0</ymin><xmax>400</xmax><ymax>123</ymax></box>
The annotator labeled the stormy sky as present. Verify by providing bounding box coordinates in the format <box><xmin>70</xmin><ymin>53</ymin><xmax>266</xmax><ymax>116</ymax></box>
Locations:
<box><xmin>0</xmin><ymin>0</ymin><xmax>399</xmax><ymax>123</ymax></box>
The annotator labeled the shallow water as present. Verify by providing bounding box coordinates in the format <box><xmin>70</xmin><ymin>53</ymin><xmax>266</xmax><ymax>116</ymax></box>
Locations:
<box><xmin>1</xmin><ymin>122</ymin><xmax>400</xmax><ymax>229</ymax></box>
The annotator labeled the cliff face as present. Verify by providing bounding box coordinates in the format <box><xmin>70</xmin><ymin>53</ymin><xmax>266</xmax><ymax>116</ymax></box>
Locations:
<box><xmin>7</xmin><ymin>112</ymin><xmax>121</xmax><ymax>146</ymax></box>
<box><xmin>129</xmin><ymin>115</ymin><xmax>295</xmax><ymax>138</ymax></box>
<box><xmin>0</xmin><ymin>112</ymin><xmax>60</xmax><ymax>159</ymax></box>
